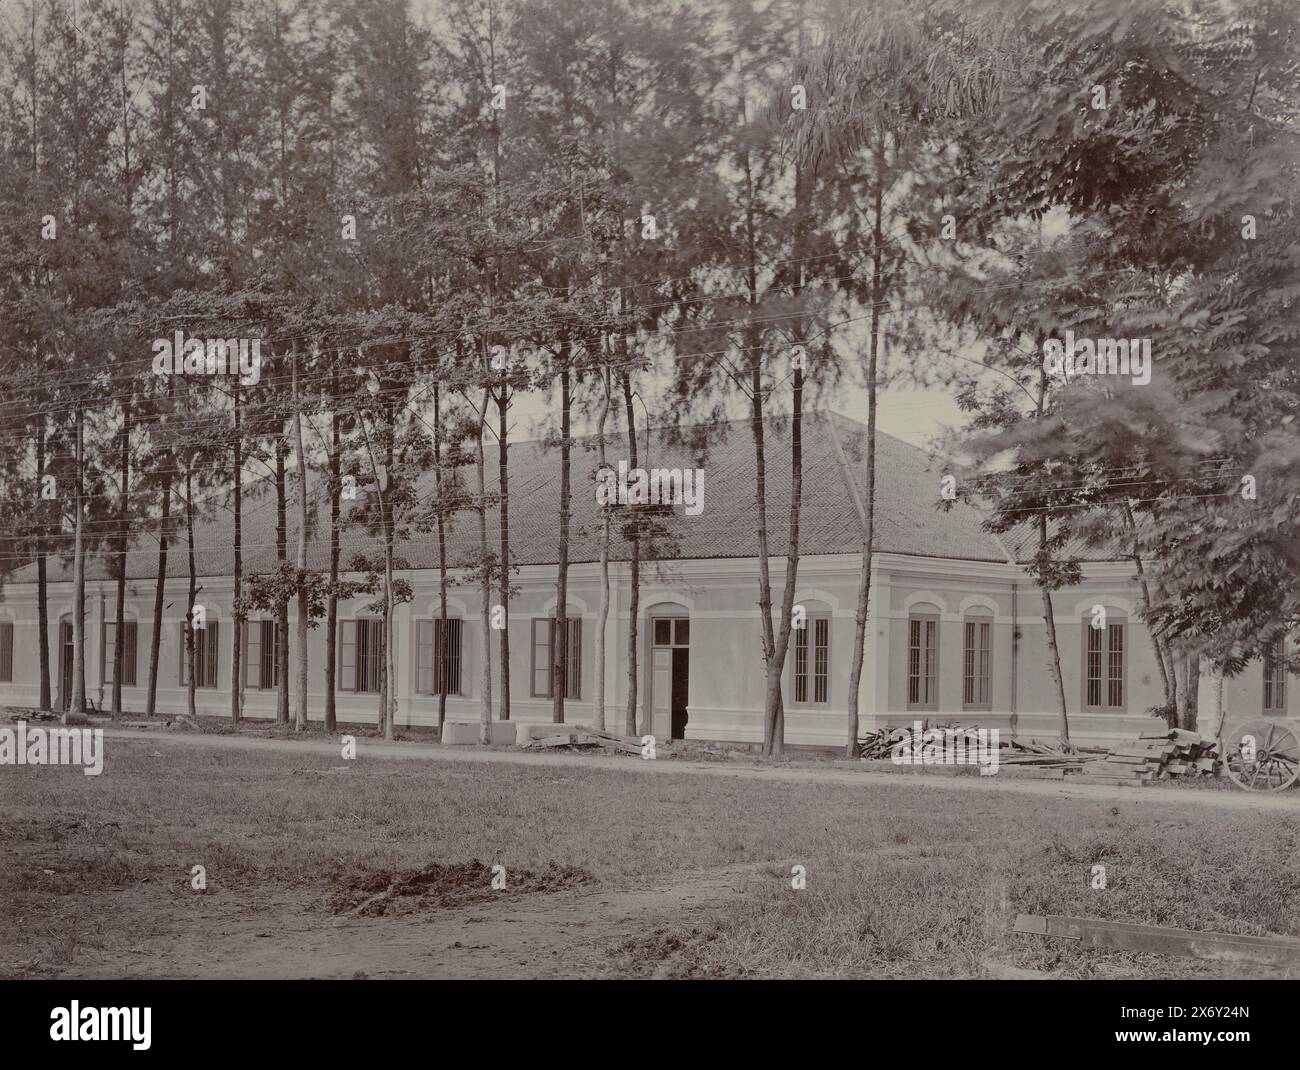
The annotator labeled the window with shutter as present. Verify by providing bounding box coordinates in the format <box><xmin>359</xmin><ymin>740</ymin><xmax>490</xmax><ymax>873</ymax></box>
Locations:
<box><xmin>204</xmin><ymin>622</ymin><xmax>218</xmax><ymax>687</ymax></box>
<box><xmin>108</xmin><ymin>620</ymin><xmax>140</xmax><ymax>687</ymax></box>
<box><xmin>264</xmin><ymin>621</ymin><xmax>278</xmax><ymax>689</ymax></box>
<box><xmin>0</xmin><ymin>621</ymin><xmax>12</xmax><ymax>682</ymax></box>
<box><xmin>1263</xmin><ymin>639</ymin><xmax>1287</xmax><ymax>712</ymax></box>
<box><xmin>417</xmin><ymin>620</ymin><xmax>434</xmax><ymax>694</ymax></box>
<box><xmin>1083</xmin><ymin>616</ymin><xmax>1125</xmax><ymax>710</ymax></box>
<box><xmin>244</xmin><ymin>620</ymin><xmax>258</xmax><ymax>688</ymax></box>
<box><xmin>339</xmin><ymin>620</ymin><xmax>357</xmax><ymax>691</ymax></box>
<box><xmin>123</xmin><ymin>621</ymin><xmax>137</xmax><ymax>686</ymax></box>
<box><xmin>417</xmin><ymin>619</ymin><xmax>463</xmax><ymax>696</ymax></box>
<box><xmin>566</xmin><ymin>618</ymin><xmax>581</xmax><ymax>700</ymax></box>
<box><xmin>350</xmin><ymin>619</ymin><xmax>382</xmax><ymax>693</ymax></box>
<box><xmin>908</xmin><ymin>616</ymin><xmax>939</xmax><ymax>709</ymax></box>
<box><xmin>962</xmin><ymin>618</ymin><xmax>992</xmax><ymax>708</ymax></box>
<box><xmin>530</xmin><ymin>617</ymin><xmax>581</xmax><ymax>699</ymax></box>
<box><xmin>182</xmin><ymin>622</ymin><xmax>217</xmax><ymax>688</ymax></box>
<box><xmin>441</xmin><ymin>619</ymin><xmax>462</xmax><ymax>695</ymax></box>
<box><xmin>245</xmin><ymin>620</ymin><xmax>278</xmax><ymax>689</ymax></box>
<box><xmin>793</xmin><ymin>616</ymin><xmax>830</xmax><ymax>705</ymax></box>
<box><xmin>530</xmin><ymin>619</ymin><xmax>550</xmax><ymax>697</ymax></box>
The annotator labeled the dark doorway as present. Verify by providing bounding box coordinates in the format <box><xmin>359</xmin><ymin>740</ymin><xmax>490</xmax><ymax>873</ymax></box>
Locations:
<box><xmin>671</xmin><ymin>648</ymin><xmax>689</xmax><ymax>740</ymax></box>
<box><xmin>59</xmin><ymin>621</ymin><xmax>73</xmax><ymax>711</ymax></box>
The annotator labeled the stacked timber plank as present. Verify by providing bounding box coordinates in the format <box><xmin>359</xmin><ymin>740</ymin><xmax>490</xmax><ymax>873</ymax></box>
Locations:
<box><xmin>522</xmin><ymin>726</ymin><xmax>643</xmax><ymax>756</ymax></box>
<box><xmin>1084</xmin><ymin>729</ymin><xmax>1216</xmax><ymax>784</ymax></box>
<box><xmin>999</xmin><ymin>738</ymin><xmax>1105</xmax><ymax>770</ymax></box>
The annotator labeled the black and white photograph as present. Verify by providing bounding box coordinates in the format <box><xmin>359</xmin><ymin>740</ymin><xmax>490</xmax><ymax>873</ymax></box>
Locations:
<box><xmin>0</xmin><ymin>0</ymin><xmax>1296</xmax><ymax>1037</ymax></box>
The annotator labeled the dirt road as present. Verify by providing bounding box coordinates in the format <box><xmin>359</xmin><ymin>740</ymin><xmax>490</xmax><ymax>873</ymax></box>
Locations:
<box><xmin>97</xmin><ymin>727</ymin><xmax>1300</xmax><ymax>815</ymax></box>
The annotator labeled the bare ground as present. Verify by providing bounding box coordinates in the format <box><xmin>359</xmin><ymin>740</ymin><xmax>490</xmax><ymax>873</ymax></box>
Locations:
<box><xmin>26</xmin><ymin>863</ymin><xmax>766</xmax><ymax>980</ymax></box>
<box><xmin>5</xmin><ymin>729</ymin><xmax>1298</xmax><ymax>979</ymax></box>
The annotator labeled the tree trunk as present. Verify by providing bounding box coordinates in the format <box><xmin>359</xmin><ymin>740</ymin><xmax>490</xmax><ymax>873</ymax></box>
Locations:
<box><xmin>325</xmin><ymin>359</ymin><xmax>340</xmax><ymax>733</ymax></box>
<box><xmin>378</xmin><ymin>618</ymin><xmax>388</xmax><ymax>733</ymax></box>
<box><xmin>147</xmin><ymin>467</ymin><xmax>172</xmax><ymax>717</ymax></box>
<box><xmin>1121</xmin><ymin>501</ymin><xmax>1172</xmax><ymax>712</ymax></box>
<box><xmin>433</xmin><ymin>382</ymin><xmax>448</xmax><ymax>733</ymax></box>
<box><xmin>70</xmin><ymin>404</ymin><xmax>86</xmax><ymax>717</ymax></box>
<box><xmin>1033</xmin><ymin>356</ymin><xmax>1071</xmax><ymax>748</ymax></box>
<box><xmin>359</xmin><ymin>408</ymin><xmax>394</xmax><ymax>739</ymax></box>
<box><xmin>552</xmin><ymin>354</ymin><xmax>571</xmax><ymax>724</ymax></box>
<box><xmin>764</xmin><ymin>154</ymin><xmax>811</xmax><ymax>758</ymax></box>
<box><xmin>231</xmin><ymin>388</ymin><xmax>243</xmax><ymax>725</ymax></box>
<box><xmin>744</xmin><ymin>222</ymin><xmax>777</xmax><ymax>753</ymax></box>
<box><xmin>764</xmin><ymin>370</ymin><xmax>801</xmax><ymax>760</ymax></box>
<box><xmin>292</xmin><ymin>344</ymin><xmax>309</xmax><ymax>731</ymax></box>
<box><xmin>476</xmin><ymin>386</ymin><xmax>493</xmax><ymax>743</ymax></box>
<box><xmin>593</xmin><ymin>367</ymin><xmax>611</xmax><ymax>731</ymax></box>
<box><xmin>497</xmin><ymin>380</ymin><xmax>511</xmax><ymax>720</ymax></box>
<box><xmin>112</xmin><ymin>403</ymin><xmax>130</xmax><ymax>719</ymax></box>
<box><xmin>275</xmin><ymin>440</ymin><xmax>289</xmax><ymax>725</ymax></box>
<box><xmin>384</xmin><ymin>418</ymin><xmax>397</xmax><ymax>740</ymax></box>
<box><xmin>621</xmin><ymin>370</ymin><xmax>640</xmax><ymax>738</ymax></box>
<box><xmin>846</xmin><ymin>139</ymin><xmax>886</xmax><ymax>756</ymax></box>
<box><xmin>185</xmin><ymin>461</ymin><xmax>198</xmax><ymax>720</ymax></box>
<box><xmin>1176</xmin><ymin>652</ymin><xmax>1200</xmax><ymax>731</ymax></box>
<box><xmin>1039</xmin><ymin>576</ymin><xmax>1070</xmax><ymax>747</ymax></box>
<box><xmin>35</xmin><ymin>422</ymin><xmax>50</xmax><ymax>711</ymax></box>
<box><xmin>1174</xmin><ymin>651</ymin><xmax>1190</xmax><ymax>729</ymax></box>
<box><xmin>383</xmin><ymin>532</ymin><xmax>395</xmax><ymax>739</ymax></box>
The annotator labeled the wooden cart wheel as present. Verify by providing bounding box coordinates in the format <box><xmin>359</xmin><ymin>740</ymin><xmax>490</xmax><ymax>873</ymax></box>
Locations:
<box><xmin>1223</xmin><ymin>719</ymin><xmax>1300</xmax><ymax>792</ymax></box>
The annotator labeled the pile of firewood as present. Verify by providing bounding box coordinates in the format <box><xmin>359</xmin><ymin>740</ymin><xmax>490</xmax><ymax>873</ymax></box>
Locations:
<box><xmin>522</xmin><ymin>726</ymin><xmax>643</xmax><ymax>756</ymax></box>
<box><xmin>857</xmin><ymin>721</ymin><xmax>992</xmax><ymax>761</ymax></box>
<box><xmin>1082</xmin><ymin>728</ymin><xmax>1217</xmax><ymax>784</ymax></box>
<box><xmin>857</xmin><ymin>725</ymin><xmax>901</xmax><ymax>759</ymax></box>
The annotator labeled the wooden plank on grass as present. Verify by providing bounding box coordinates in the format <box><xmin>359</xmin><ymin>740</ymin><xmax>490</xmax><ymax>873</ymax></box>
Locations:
<box><xmin>1012</xmin><ymin>914</ymin><xmax>1300</xmax><ymax>967</ymax></box>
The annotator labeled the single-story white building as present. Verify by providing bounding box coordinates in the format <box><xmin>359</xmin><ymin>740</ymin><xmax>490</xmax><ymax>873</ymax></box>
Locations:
<box><xmin>0</xmin><ymin>412</ymin><xmax>1291</xmax><ymax>747</ymax></box>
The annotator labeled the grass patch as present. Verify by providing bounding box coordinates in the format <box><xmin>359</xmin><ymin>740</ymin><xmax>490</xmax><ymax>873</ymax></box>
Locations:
<box><xmin>2</xmin><ymin>736</ymin><xmax>1297</xmax><ymax>978</ymax></box>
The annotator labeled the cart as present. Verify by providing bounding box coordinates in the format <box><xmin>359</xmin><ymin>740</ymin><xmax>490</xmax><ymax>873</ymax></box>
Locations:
<box><xmin>1218</xmin><ymin>717</ymin><xmax>1300</xmax><ymax>792</ymax></box>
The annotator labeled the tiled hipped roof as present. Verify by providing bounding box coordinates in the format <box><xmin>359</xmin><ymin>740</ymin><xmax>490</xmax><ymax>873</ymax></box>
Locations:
<box><xmin>11</xmin><ymin>411</ymin><xmax>1070</xmax><ymax>584</ymax></box>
